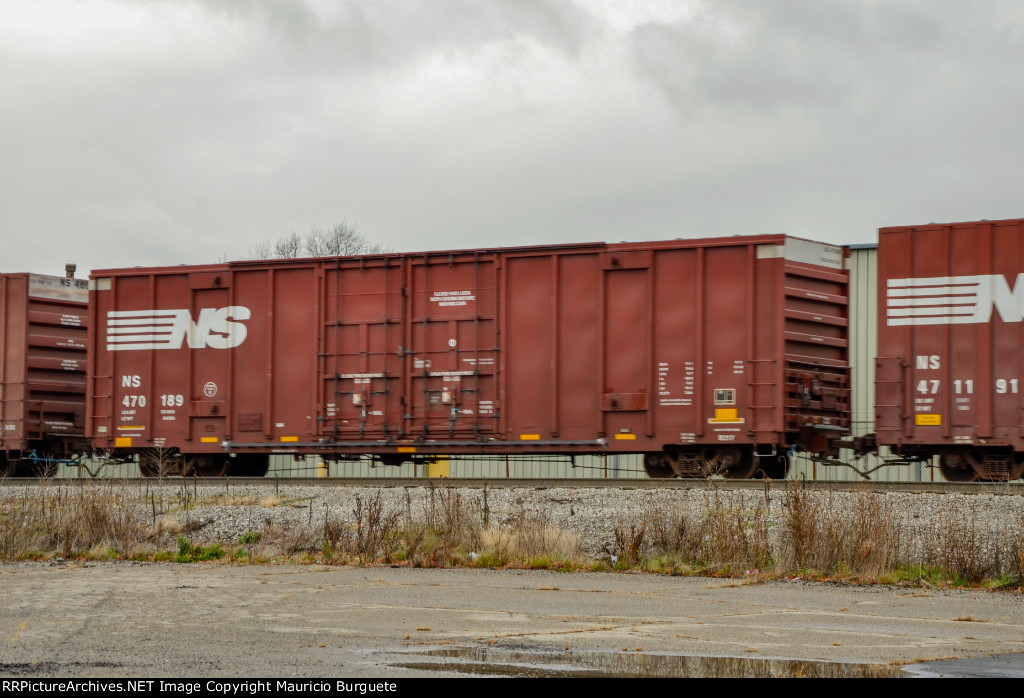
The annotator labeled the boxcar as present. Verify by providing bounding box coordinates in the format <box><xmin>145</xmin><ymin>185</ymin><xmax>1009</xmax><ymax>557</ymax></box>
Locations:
<box><xmin>876</xmin><ymin>217</ymin><xmax>1024</xmax><ymax>481</ymax></box>
<box><xmin>0</xmin><ymin>273</ymin><xmax>89</xmax><ymax>476</ymax></box>
<box><xmin>87</xmin><ymin>235</ymin><xmax>850</xmax><ymax>478</ymax></box>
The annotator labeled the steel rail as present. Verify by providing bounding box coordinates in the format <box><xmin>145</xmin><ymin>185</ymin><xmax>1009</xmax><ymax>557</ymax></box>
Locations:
<box><xmin>1</xmin><ymin>476</ymin><xmax>1021</xmax><ymax>495</ymax></box>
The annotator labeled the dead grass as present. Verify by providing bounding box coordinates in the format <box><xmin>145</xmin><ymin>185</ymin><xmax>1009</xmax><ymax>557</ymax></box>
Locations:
<box><xmin>0</xmin><ymin>480</ymin><xmax>152</xmax><ymax>559</ymax></box>
<box><xmin>481</xmin><ymin>523</ymin><xmax>582</xmax><ymax>565</ymax></box>
<box><xmin>627</xmin><ymin>490</ymin><xmax>773</xmax><ymax>574</ymax></box>
<box><xmin>1</xmin><ymin>480</ymin><xmax>1022</xmax><ymax>591</ymax></box>
<box><xmin>153</xmin><ymin>516</ymin><xmax>184</xmax><ymax>536</ymax></box>
<box><xmin>783</xmin><ymin>485</ymin><xmax>903</xmax><ymax>578</ymax></box>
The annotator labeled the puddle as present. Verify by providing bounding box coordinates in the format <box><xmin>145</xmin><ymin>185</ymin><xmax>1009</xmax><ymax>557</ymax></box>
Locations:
<box><xmin>902</xmin><ymin>654</ymin><xmax>1024</xmax><ymax>679</ymax></box>
<box><xmin>392</xmin><ymin>646</ymin><xmax>906</xmax><ymax>678</ymax></box>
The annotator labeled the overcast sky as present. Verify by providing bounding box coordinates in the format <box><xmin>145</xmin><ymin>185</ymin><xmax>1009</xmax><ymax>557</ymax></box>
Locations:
<box><xmin>3</xmin><ymin>0</ymin><xmax>1023</xmax><ymax>275</ymax></box>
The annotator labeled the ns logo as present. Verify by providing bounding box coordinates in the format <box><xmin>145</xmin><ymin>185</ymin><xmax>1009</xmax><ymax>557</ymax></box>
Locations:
<box><xmin>106</xmin><ymin>307</ymin><xmax>250</xmax><ymax>351</ymax></box>
<box><xmin>887</xmin><ymin>274</ymin><xmax>1024</xmax><ymax>326</ymax></box>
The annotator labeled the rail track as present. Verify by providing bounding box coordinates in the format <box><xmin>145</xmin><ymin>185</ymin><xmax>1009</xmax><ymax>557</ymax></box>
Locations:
<box><xmin>1</xmin><ymin>476</ymin><xmax>1022</xmax><ymax>495</ymax></box>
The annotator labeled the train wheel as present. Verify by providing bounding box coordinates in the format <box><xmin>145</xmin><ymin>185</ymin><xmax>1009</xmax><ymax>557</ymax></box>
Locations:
<box><xmin>182</xmin><ymin>454</ymin><xmax>230</xmax><ymax>478</ymax></box>
<box><xmin>967</xmin><ymin>450</ymin><xmax>1024</xmax><ymax>482</ymax></box>
<box><xmin>723</xmin><ymin>449</ymin><xmax>757</xmax><ymax>479</ymax></box>
<box><xmin>701</xmin><ymin>447</ymin><xmax>756</xmax><ymax>479</ymax></box>
<box><xmin>938</xmin><ymin>453</ymin><xmax>977</xmax><ymax>482</ymax></box>
<box><xmin>191</xmin><ymin>461</ymin><xmax>230</xmax><ymax>477</ymax></box>
<box><xmin>643</xmin><ymin>452</ymin><xmax>676</xmax><ymax>479</ymax></box>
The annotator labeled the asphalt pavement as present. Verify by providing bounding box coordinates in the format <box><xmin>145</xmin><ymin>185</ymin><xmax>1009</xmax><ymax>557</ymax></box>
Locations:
<box><xmin>1</xmin><ymin>563</ymin><xmax>1022</xmax><ymax>677</ymax></box>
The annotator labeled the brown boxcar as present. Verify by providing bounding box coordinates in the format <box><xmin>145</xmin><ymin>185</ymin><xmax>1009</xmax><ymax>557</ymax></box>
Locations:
<box><xmin>877</xmin><ymin>217</ymin><xmax>1024</xmax><ymax>481</ymax></box>
<box><xmin>0</xmin><ymin>273</ymin><xmax>89</xmax><ymax>476</ymax></box>
<box><xmin>87</xmin><ymin>235</ymin><xmax>850</xmax><ymax>478</ymax></box>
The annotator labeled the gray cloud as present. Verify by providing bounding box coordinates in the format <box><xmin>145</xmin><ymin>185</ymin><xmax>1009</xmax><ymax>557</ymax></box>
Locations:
<box><xmin>1</xmin><ymin>1</ymin><xmax>1023</xmax><ymax>276</ymax></box>
<box><xmin>620</xmin><ymin>0</ymin><xmax>1024</xmax><ymax>239</ymax></box>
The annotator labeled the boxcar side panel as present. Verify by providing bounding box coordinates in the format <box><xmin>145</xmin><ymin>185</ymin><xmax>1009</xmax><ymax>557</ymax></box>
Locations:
<box><xmin>554</xmin><ymin>252</ymin><xmax>602</xmax><ymax>440</ymax></box>
<box><xmin>265</xmin><ymin>266</ymin><xmax>320</xmax><ymax>445</ymax></box>
<box><xmin>320</xmin><ymin>259</ymin><xmax>405</xmax><ymax>441</ymax></box>
<box><xmin>877</xmin><ymin>218</ymin><xmax>1024</xmax><ymax>479</ymax></box>
<box><xmin>406</xmin><ymin>254</ymin><xmax>499</xmax><ymax>439</ymax></box>
<box><xmin>701</xmin><ymin>245</ymin><xmax>756</xmax><ymax>446</ymax></box>
<box><xmin>88</xmin><ymin>234</ymin><xmax>850</xmax><ymax>477</ymax></box>
<box><xmin>601</xmin><ymin>252</ymin><xmax>652</xmax><ymax>441</ymax></box>
<box><xmin>504</xmin><ymin>252</ymin><xmax>560</xmax><ymax>440</ymax></box>
<box><xmin>2</xmin><ymin>274</ymin><xmax>88</xmax><ymax>455</ymax></box>
<box><xmin>650</xmin><ymin>247</ymin><xmax>701</xmax><ymax>439</ymax></box>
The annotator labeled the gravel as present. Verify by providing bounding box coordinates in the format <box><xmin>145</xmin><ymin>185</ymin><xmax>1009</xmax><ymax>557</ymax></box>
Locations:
<box><xmin>129</xmin><ymin>481</ymin><xmax>1024</xmax><ymax>559</ymax></box>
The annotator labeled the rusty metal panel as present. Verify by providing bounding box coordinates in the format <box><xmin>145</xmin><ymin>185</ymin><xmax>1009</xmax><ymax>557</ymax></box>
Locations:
<box><xmin>553</xmin><ymin>253</ymin><xmax>602</xmax><ymax>440</ymax></box>
<box><xmin>405</xmin><ymin>253</ymin><xmax>499</xmax><ymax>438</ymax></box>
<box><xmin>1</xmin><ymin>273</ymin><xmax>88</xmax><ymax>454</ymax></box>
<box><xmin>877</xmin><ymin>218</ymin><xmax>1024</xmax><ymax>454</ymax></box>
<box><xmin>89</xmin><ymin>263</ymin><xmax>320</xmax><ymax>453</ymax></box>
<box><xmin>500</xmin><ymin>236</ymin><xmax>850</xmax><ymax>452</ymax></box>
<box><xmin>504</xmin><ymin>252</ymin><xmax>562</xmax><ymax>439</ymax></box>
<box><xmin>91</xmin><ymin>267</ymin><xmax>222</xmax><ymax>450</ymax></box>
<box><xmin>780</xmin><ymin>260</ymin><xmax>850</xmax><ymax>433</ymax></box>
<box><xmin>321</xmin><ymin>258</ymin><xmax>405</xmax><ymax>440</ymax></box>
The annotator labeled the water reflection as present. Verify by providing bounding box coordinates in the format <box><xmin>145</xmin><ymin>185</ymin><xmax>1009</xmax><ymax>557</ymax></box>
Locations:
<box><xmin>394</xmin><ymin>646</ymin><xmax>906</xmax><ymax>678</ymax></box>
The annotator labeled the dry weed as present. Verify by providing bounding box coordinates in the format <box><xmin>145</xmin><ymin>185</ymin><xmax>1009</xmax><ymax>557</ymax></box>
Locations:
<box><xmin>0</xmin><ymin>481</ymin><xmax>1021</xmax><ymax>589</ymax></box>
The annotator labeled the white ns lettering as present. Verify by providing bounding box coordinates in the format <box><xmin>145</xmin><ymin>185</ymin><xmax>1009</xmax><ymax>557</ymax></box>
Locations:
<box><xmin>106</xmin><ymin>306</ymin><xmax>251</xmax><ymax>351</ymax></box>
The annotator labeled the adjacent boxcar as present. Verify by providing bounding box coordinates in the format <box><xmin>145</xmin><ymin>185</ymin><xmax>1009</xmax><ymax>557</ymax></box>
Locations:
<box><xmin>877</xmin><ymin>217</ymin><xmax>1024</xmax><ymax>481</ymax></box>
<box><xmin>0</xmin><ymin>273</ymin><xmax>89</xmax><ymax>476</ymax></box>
<box><xmin>87</xmin><ymin>235</ymin><xmax>850</xmax><ymax>478</ymax></box>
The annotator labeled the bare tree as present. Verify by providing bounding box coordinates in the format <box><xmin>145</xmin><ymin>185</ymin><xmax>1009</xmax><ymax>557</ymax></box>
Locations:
<box><xmin>274</xmin><ymin>232</ymin><xmax>303</xmax><ymax>258</ymax></box>
<box><xmin>304</xmin><ymin>221</ymin><xmax>388</xmax><ymax>256</ymax></box>
<box><xmin>246</xmin><ymin>239</ymin><xmax>272</xmax><ymax>260</ymax></box>
<box><xmin>242</xmin><ymin>221</ymin><xmax>388</xmax><ymax>260</ymax></box>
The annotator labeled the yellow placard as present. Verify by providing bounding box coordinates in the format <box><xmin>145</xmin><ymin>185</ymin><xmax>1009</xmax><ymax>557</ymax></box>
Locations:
<box><xmin>614</xmin><ymin>433</ymin><xmax>637</xmax><ymax>440</ymax></box>
<box><xmin>397</xmin><ymin>446</ymin><xmax>417</xmax><ymax>453</ymax></box>
<box><xmin>708</xmin><ymin>408</ymin><xmax>745</xmax><ymax>424</ymax></box>
<box><xmin>114</xmin><ymin>437</ymin><xmax>132</xmax><ymax>448</ymax></box>
<box><xmin>916</xmin><ymin>414</ymin><xmax>942</xmax><ymax>426</ymax></box>
<box><xmin>279</xmin><ymin>436</ymin><xmax>298</xmax><ymax>442</ymax></box>
<box><xmin>200</xmin><ymin>437</ymin><xmax>219</xmax><ymax>443</ymax></box>
<box><xmin>519</xmin><ymin>434</ymin><xmax>541</xmax><ymax>441</ymax></box>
